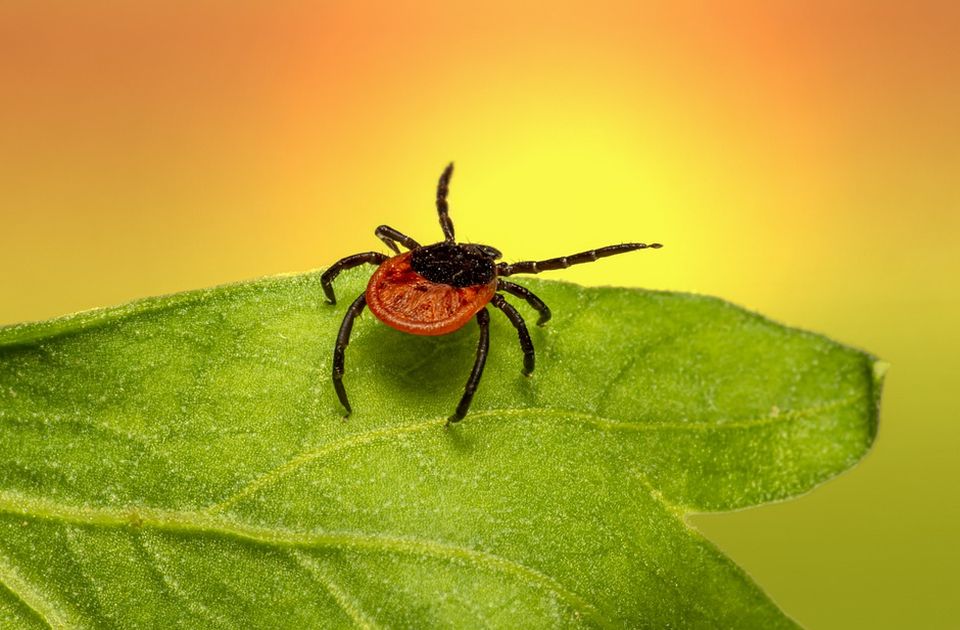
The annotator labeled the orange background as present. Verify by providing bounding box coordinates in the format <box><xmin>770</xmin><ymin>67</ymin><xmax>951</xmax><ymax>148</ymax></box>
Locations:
<box><xmin>1</xmin><ymin>2</ymin><xmax>958</xmax><ymax>627</ymax></box>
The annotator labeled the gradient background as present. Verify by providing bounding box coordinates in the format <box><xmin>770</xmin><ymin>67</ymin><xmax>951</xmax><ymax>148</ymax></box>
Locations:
<box><xmin>1</xmin><ymin>2</ymin><xmax>957</xmax><ymax>627</ymax></box>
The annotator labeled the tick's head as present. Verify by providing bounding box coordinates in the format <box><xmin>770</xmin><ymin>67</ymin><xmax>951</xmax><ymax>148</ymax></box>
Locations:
<box><xmin>472</xmin><ymin>244</ymin><xmax>503</xmax><ymax>260</ymax></box>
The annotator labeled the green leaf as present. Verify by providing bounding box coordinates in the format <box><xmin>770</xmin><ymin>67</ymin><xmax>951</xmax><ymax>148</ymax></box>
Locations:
<box><xmin>0</xmin><ymin>268</ymin><xmax>882</xmax><ymax>628</ymax></box>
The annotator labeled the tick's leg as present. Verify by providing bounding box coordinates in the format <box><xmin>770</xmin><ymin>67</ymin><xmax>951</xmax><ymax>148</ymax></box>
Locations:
<box><xmin>447</xmin><ymin>308</ymin><xmax>490</xmax><ymax>424</ymax></box>
<box><xmin>497</xmin><ymin>242</ymin><xmax>662</xmax><ymax>277</ymax></box>
<box><xmin>375</xmin><ymin>225</ymin><xmax>420</xmax><ymax>254</ymax></box>
<box><xmin>332</xmin><ymin>293</ymin><xmax>367</xmax><ymax>417</ymax></box>
<box><xmin>436</xmin><ymin>162</ymin><xmax>456</xmax><ymax>242</ymax></box>
<box><xmin>491</xmin><ymin>294</ymin><xmax>535</xmax><ymax>375</ymax></box>
<box><xmin>321</xmin><ymin>252</ymin><xmax>387</xmax><ymax>304</ymax></box>
<box><xmin>497</xmin><ymin>280</ymin><xmax>551</xmax><ymax>326</ymax></box>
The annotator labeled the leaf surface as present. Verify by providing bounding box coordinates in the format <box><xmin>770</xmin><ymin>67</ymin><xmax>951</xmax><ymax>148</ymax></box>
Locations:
<box><xmin>0</xmin><ymin>269</ymin><xmax>883</xmax><ymax>628</ymax></box>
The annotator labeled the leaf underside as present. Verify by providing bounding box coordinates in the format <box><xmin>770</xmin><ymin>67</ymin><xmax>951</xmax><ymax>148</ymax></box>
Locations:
<box><xmin>0</xmin><ymin>269</ymin><xmax>883</xmax><ymax>629</ymax></box>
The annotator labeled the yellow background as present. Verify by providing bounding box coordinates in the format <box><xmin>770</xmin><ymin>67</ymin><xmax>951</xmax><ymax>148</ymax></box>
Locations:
<box><xmin>1</xmin><ymin>2</ymin><xmax>957</xmax><ymax>627</ymax></box>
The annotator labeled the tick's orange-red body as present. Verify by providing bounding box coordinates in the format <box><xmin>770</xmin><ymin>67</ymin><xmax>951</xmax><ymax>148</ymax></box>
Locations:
<box><xmin>366</xmin><ymin>251</ymin><xmax>497</xmax><ymax>336</ymax></box>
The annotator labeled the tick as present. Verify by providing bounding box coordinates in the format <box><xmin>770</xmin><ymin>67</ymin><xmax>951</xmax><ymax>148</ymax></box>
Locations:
<box><xmin>322</xmin><ymin>163</ymin><xmax>662</xmax><ymax>424</ymax></box>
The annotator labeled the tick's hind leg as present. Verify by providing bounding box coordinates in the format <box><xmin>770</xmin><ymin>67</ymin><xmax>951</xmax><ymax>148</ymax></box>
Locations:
<box><xmin>332</xmin><ymin>293</ymin><xmax>367</xmax><ymax>418</ymax></box>
<box><xmin>497</xmin><ymin>280</ymin><xmax>551</xmax><ymax>326</ymax></box>
<box><xmin>321</xmin><ymin>252</ymin><xmax>388</xmax><ymax>304</ymax></box>
<box><xmin>447</xmin><ymin>308</ymin><xmax>490</xmax><ymax>425</ymax></box>
<box><xmin>491</xmin><ymin>294</ymin><xmax>534</xmax><ymax>375</ymax></box>
<box><xmin>375</xmin><ymin>225</ymin><xmax>420</xmax><ymax>254</ymax></box>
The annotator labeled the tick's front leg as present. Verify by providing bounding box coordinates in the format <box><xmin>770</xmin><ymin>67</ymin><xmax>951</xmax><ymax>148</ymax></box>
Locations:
<box><xmin>321</xmin><ymin>252</ymin><xmax>388</xmax><ymax>304</ymax></box>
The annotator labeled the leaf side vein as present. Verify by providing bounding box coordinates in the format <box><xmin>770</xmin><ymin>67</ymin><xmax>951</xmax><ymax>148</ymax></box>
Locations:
<box><xmin>0</xmin><ymin>548</ymin><xmax>74</xmax><ymax>629</ymax></box>
<box><xmin>290</xmin><ymin>550</ymin><xmax>380</xmax><ymax>630</ymax></box>
<box><xmin>209</xmin><ymin>393</ymin><xmax>863</xmax><ymax>514</ymax></box>
<box><xmin>138</xmin><ymin>533</ymin><xmax>233</xmax><ymax>630</ymax></box>
<box><xmin>0</xmin><ymin>491</ymin><xmax>609</xmax><ymax>628</ymax></box>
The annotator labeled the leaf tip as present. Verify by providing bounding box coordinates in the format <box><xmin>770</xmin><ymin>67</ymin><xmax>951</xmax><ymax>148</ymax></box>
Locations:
<box><xmin>872</xmin><ymin>359</ymin><xmax>890</xmax><ymax>384</ymax></box>
<box><xmin>866</xmin><ymin>358</ymin><xmax>889</xmax><ymax>444</ymax></box>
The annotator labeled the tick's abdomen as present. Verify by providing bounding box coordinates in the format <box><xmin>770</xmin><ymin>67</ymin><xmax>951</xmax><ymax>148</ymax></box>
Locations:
<box><xmin>366</xmin><ymin>249</ymin><xmax>497</xmax><ymax>336</ymax></box>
